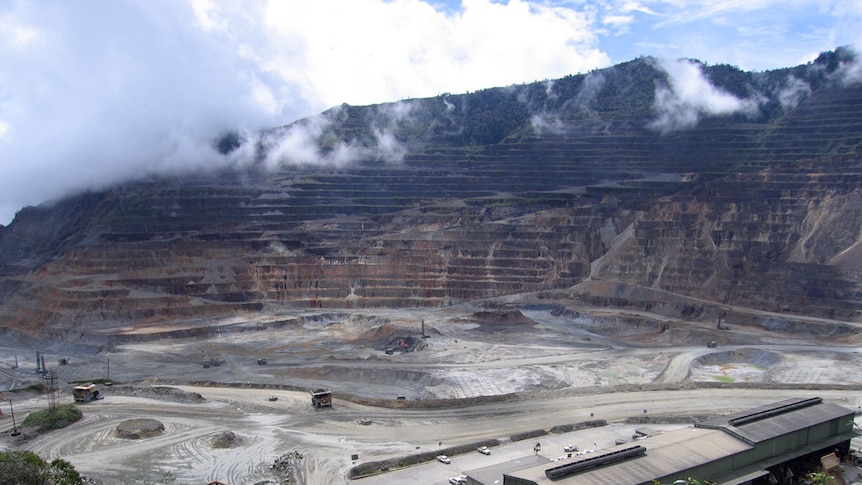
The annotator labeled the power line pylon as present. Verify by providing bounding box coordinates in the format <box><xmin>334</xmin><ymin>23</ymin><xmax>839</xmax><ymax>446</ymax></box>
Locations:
<box><xmin>44</xmin><ymin>370</ymin><xmax>59</xmax><ymax>411</ymax></box>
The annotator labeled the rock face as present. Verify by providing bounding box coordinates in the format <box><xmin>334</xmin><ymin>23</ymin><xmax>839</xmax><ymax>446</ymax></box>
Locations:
<box><xmin>2</xmin><ymin>49</ymin><xmax>862</xmax><ymax>340</ymax></box>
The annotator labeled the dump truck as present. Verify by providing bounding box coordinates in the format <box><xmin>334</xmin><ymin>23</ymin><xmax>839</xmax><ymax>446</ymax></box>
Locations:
<box><xmin>72</xmin><ymin>384</ymin><xmax>102</xmax><ymax>403</ymax></box>
<box><xmin>311</xmin><ymin>389</ymin><xmax>332</xmax><ymax>408</ymax></box>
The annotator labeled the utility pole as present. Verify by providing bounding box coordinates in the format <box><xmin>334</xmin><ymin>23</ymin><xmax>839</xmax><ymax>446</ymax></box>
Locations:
<box><xmin>9</xmin><ymin>400</ymin><xmax>20</xmax><ymax>436</ymax></box>
<box><xmin>44</xmin><ymin>370</ymin><xmax>59</xmax><ymax>411</ymax></box>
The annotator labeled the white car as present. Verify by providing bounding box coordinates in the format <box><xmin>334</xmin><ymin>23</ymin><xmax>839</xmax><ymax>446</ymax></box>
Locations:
<box><xmin>449</xmin><ymin>474</ymin><xmax>467</xmax><ymax>484</ymax></box>
<box><xmin>563</xmin><ymin>444</ymin><xmax>579</xmax><ymax>453</ymax></box>
<box><xmin>436</xmin><ymin>454</ymin><xmax>451</xmax><ymax>464</ymax></box>
<box><xmin>477</xmin><ymin>446</ymin><xmax>491</xmax><ymax>455</ymax></box>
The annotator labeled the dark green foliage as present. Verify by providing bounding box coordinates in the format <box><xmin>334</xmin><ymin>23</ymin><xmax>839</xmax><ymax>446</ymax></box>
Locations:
<box><xmin>464</xmin><ymin>93</ymin><xmax>528</xmax><ymax>144</ymax></box>
<box><xmin>258</xmin><ymin>48</ymin><xmax>856</xmax><ymax>159</ymax></box>
<box><xmin>47</xmin><ymin>458</ymin><xmax>83</xmax><ymax>485</ymax></box>
<box><xmin>14</xmin><ymin>382</ymin><xmax>47</xmax><ymax>393</ymax></box>
<box><xmin>806</xmin><ymin>471</ymin><xmax>836</xmax><ymax>484</ymax></box>
<box><xmin>21</xmin><ymin>404</ymin><xmax>83</xmax><ymax>432</ymax></box>
<box><xmin>546</xmin><ymin>73</ymin><xmax>585</xmax><ymax>104</ymax></box>
<box><xmin>702</xmin><ymin>63</ymin><xmax>753</xmax><ymax>100</ymax></box>
<box><xmin>130</xmin><ymin>471</ymin><xmax>178</xmax><ymax>484</ymax></box>
<box><xmin>0</xmin><ymin>450</ymin><xmax>82</xmax><ymax>485</ymax></box>
<box><xmin>69</xmin><ymin>378</ymin><xmax>116</xmax><ymax>386</ymax></box>
<box><xmin>214</xmin><ymin>131</ymin><xmax>242</xmax><ymax>155</ymax></box>
<box><xmin>510</xmin><ymin>428</ymin><xmax>549</xmax><ymax>442</ymax></box>
<box><xmin>589</xmin><ymin>57</ymin><xmax>664</xmax><ymax>115</ymax></box>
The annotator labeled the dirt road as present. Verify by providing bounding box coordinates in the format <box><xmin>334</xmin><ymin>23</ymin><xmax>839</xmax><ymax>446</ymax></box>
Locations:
<box><xmin>2</xmin><ymin>384</ymin><xmax>860</xmax><ymax>484</ymax></box>
<box><xmin>1</xmin><ymin>305</ymin><xmax>861</xmax><ymax>484</ymax></box>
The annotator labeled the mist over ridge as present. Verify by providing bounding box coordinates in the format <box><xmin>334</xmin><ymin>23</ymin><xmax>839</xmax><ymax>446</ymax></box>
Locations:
<box><xmin>214</xmin><ymin>47</ymin><xmax>862</xmax><ymax>175</ymax></box>
<box><xmin>2</xmin><ymin>45</ymin><xmax>862</xmax><ymax>341</ymax></box>
<box><xmin>0</xmin><ymin>45</ymin><xmax>858</xmax><ymax>233</ymax></box>
<box><xmin>2</xmin><ymin>0</ymin><xmax>860</xmax><ymax>226</ymax></box>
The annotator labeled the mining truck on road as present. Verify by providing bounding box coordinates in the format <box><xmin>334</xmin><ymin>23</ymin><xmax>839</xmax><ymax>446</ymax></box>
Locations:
<box><xmin>72</xmin><ymin>384</ymin><xmax>103</xmax><ymax>403</ymax></box>
<box><xmin>311</xmin><ymin>389</ymin><xmax>332</xmax><ymax>408</ymax></box>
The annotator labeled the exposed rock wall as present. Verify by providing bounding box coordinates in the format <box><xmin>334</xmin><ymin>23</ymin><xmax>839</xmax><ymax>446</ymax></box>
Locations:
<box><xmin>590</xmin><ymin>157</ymin><xmax>862</xmax><ymax>319</ymax></box>
<box><xmin>2</xmin><ymin>52</ymin><xmax>862</xmax><ymax>338</ymax></box>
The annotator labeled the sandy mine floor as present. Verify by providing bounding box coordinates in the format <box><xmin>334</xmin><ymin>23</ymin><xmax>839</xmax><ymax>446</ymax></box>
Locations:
<box><xmin>1</xmin><ymin>302</ymin><xmax>862</xmax><ymax>484</ymax></box>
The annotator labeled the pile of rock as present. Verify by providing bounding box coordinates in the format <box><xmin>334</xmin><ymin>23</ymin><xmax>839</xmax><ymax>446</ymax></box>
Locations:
<box><xmin>115</xmin><ymin>418</ymin><xmax>165</xmax><ymax>440</ymax></box>
<box><xmin>210</xmin><ymin>430</ymin><xmax>244</xmax><ymax>448</ymax></box>
<box><xmin>109</xmin><ymin>385</ymin><xmax>205</xmax><ymax>404</ymax></box>
<box><xmin>270</xmin><ymin>450</ymin><xmax>304</xmax><ymax>483</ymax></box>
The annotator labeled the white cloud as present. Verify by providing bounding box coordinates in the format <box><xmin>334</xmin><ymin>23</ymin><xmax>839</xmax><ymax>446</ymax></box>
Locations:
<box><xmin>777</xmin><ymin>76</ymin><xmax>811</xmax><ymax>109</ymax></box>
<box><xmin>0</xmin><ymin>12</ymin><xmax>40</xmax><ymax>47</ymax></box>
<box><xmin>835</xmin><ymin>51</ymin><xmax>862</xmax><ymax>86</ymax></box>
<box><xmin>648</xmin><ymin>58</ymin><xmax>762</xmax><ymax>133</ymax></box>
<box><xmin>0</xmin><ymin>0</ymin><xmax>859</xmax><ymax>226</ymax></box>
<box><xmin>619</xmin><ymin>2</ymin><xmax>657</xmax><ymax>16</ymax></box>
<box><xmin>0</xmin><ymin>0</ymin><xmax>611</xmax><ymax>226</ymax></box>
<box><xmin>245</xmin><ymin>0</ymin><xmax>607</xmax><ymax>107</ymax></box>
<box><xmin>603</xmin><ymin>14</ymin><xmax>634</xmax><ymax>29</ymax></box>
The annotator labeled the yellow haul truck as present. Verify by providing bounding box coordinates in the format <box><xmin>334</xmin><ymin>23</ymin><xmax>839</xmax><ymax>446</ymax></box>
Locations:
<box><xmin>72</xmin><ymin>384</ymin><xmax>102</xmax><ymax>402</ymax></box>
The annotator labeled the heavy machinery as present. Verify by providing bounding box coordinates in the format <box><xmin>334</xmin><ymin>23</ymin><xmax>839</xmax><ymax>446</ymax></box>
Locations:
<box><xmin>72</xmin><ymin>384</ymin><xmax>102</xmax><ymax>402</ymax></box>
<box><xmin>311</xmin><ymin>389</ymin><xmax>332</xmax><ymax>408</ymax></box>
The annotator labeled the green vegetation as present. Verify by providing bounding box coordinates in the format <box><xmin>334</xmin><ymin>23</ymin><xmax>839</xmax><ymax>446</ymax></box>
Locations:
<box><xmin>712</xmin><ymin>375</ymin><xmax>735</xmax><ymax>383</ymax></box>
<box><xmin>349</xmin><ymin>440</ymin><xmax>500</xmax><ymax>478</ymax></box>
<box><xmin>0</xmin><ymin>450</ymin><xmax>82</xmax><ymax>485</ymax></box>
<box><xmin>69</xmin><ymin>378</ymin><xmax>116</xmax><ymax>386</ymax></box>
<box><xmin>806</xmin><ymin>471</ymin><xmax>836</xmax><ymax>484</ymax></box>
<box><xmin>9</xmin><ymin>382</ymin><xmax>48</xmax><ymax>393</ymax></box>
<box><xmin>21</xmin><ymin>404</ymin><xmax>83</xmax><ymax>432</ymax></box>
<box><xmin>129</xmin><ymin>471</ymin><xmax>179</xmax><ymax>484</ymax></box>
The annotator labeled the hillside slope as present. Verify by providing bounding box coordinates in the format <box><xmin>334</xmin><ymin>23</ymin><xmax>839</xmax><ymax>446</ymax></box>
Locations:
<box><xmin>1</xmin><ymin>48</ymin><xmax>861</xmax><ymax>341</ymax></box>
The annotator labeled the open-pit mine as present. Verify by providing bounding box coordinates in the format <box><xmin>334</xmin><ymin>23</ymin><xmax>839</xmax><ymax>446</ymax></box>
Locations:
<box><xmin>2</xmin><ymin>49</ymin><xmax>862</xmax><ymax>484</ymax></box>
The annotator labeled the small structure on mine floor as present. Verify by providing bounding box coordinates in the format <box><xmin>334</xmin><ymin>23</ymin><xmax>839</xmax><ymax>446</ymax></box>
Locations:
<box><xmin>72</xmin><ymin>383</ymin><xmax>102</xmax><ymax>402</ymax></box>
<box><xmin>311</xmin><ymin>389</ymin><xmax>332</xmax><ymax>408</ymax></box>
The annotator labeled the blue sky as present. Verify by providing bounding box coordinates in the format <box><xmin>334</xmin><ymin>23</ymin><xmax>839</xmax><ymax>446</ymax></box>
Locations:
<box><xmin>0</xmin><ymin>0</ymin><xmax>860</xmax><ymax>225</ymax></box>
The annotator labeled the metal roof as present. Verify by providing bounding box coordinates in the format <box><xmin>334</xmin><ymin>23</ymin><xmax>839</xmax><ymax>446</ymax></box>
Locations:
<box><xmin>510</xmin><ymin>427</ymin><xmax>750</xmax><ymax>485</ymax></box>
<box><xmin>507</xmin><ymin>397</ymin><xmax>856</xmax><ymax>485</ymax></box>
<box><xmin>467</xmin><ymin>454</ymin><xmax>551</xmax><ymax>485</ymax></box>
<box><xmin>696</xmin><ymin>397</ymin><xmax>855</xmax><ymax>444</ymax></box>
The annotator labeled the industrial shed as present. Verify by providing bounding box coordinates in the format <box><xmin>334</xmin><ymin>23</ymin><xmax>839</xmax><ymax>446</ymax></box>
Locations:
<box><xmin>500</xmin><ymin>397</ymin><xmax>856</xmax><ymax>485</ymax></box>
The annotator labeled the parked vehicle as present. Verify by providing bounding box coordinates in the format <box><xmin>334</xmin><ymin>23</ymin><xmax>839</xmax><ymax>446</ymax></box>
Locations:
<box><xmin>436</xmin><ymin>455</ymin><xmax>451</xmax><ymax>464</ymax></box>
<box><xmin>477</xmin><ymin>446</ymin><xmax>491</xmax><ymax>455</ymax></box>
<box><xmin>449</xmin><ymin>474</ymin><xmax>467</xmax><ymax>484</ymax></box>
<box><xmin>563</xmin><ymin>444</ymin><xmax>579</xmax><ymax>453</ymax></box>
